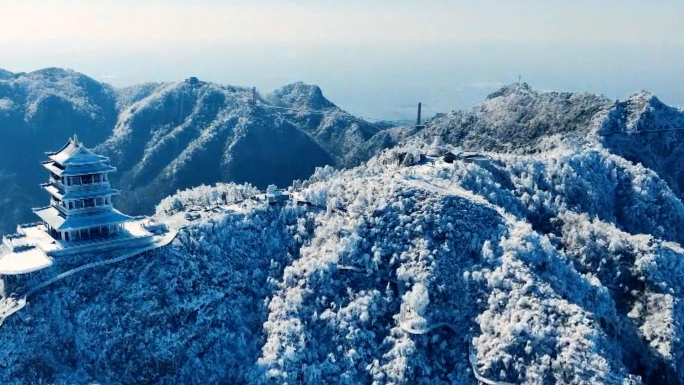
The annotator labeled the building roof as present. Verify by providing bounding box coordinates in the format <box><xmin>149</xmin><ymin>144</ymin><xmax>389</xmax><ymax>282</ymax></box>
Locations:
<box><xmin>47</xmin><ymin>137</ymin><xmax>108</xmax><ymax>166</ymax></box>
<box><xmin>33</xmin><ymin>206</ymin><xmax>133</xmax><ymax>231</ymax></box>
<box><xmin>42</xmin><ymin>183</ymin><xmax>119</xmax><ymax>200</ymax></box>
<box><xmin>42</xmin><ymin>160</ymin><xmax>115</xmax><ymax>177</ymax></box>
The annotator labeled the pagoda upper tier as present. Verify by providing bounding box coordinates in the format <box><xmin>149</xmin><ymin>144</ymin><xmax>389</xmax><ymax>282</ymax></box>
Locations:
<box><xmin>42</xmin><ymin>135</ymin><xmax>115</xmax><ymax>174</ymax></box>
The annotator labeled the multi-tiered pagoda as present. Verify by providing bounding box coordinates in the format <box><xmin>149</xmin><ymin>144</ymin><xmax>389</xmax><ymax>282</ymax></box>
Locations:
<box><xmin>0</xmin><ymin>136</ymin><xmax>159</xmax><ymax>275</ymax></box>
<box><xmin>34</xmin><ymin>136</ymin><xmax>132</xmax><ymax>242</ymax></box>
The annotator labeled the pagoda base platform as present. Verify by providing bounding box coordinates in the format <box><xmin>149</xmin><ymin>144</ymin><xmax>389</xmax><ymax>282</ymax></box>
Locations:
<box><xmin>0</xmin><ymin>227</ymin><xmax>178</xmax><ymax>323</ymax></box>
<box><xmin>0</xmin><ymin>218</ymin><xmax>161</xmax><ymax>275</ymax></box>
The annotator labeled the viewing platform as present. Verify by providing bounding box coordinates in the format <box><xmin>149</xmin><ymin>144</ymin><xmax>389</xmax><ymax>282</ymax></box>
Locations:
<box><xmin>0</xmin><ymin>218</ymin><xmax>160</xmax><ymax>275</ymax></box>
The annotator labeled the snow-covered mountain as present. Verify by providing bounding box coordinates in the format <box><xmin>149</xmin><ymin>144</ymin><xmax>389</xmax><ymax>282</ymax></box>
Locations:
<box><xmin>2</xmin><ymin>77</ymin><xmax>684</xmax><ymax>384</ymax></box>
<box><xmin>413</xmin><ymin>83</ymin><xmax>684</xmax><ymax>202</ymax></box>
<box><xmin>0</xmin><ymin>68</ymin><xmax>387</xmax><ymax>234</ymax></box>
<box><xmin>598</xmin><ymin>91</ymin><xmax>684</xmax><ymax>199</ymax></box>
<box><xmin>413</xmin><ymin>83</ymin><xmax>612</xmax><ymax>153</ymax></box>
<box><xmin>96</xmin><ymin>79</ymin><xmax>381</xmax><ymax>214</ymax></box>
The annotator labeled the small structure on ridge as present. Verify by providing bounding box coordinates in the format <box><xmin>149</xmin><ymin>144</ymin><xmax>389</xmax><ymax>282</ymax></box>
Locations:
<box><xmin>443</xmin><ymin>152</ymin><xmax>457</xmax><ymax>164</ymax></box>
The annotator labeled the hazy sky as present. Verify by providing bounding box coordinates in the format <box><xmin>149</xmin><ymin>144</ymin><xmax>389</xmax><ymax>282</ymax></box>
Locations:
<box><xmin>2</xmin><ymin>0</ymin><xmax>684</xmax><ymax>120</ymax></box>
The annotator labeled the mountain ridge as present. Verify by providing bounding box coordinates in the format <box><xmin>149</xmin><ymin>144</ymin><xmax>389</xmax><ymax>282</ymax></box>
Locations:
<box><xmin>3</xmin><ymin>67</ymin><xmax>684</xmax><ymax>234</ymax></box>
<box><xmin>0</xmin><ymin>68</ymin><xmax>389</xmax><ymax>233</ymax></box>
<box><xmin>95</xmin><ymin>77</ymin><xmax>383</xmax><ymax>213</ymax></box>
<box><xmin>406</xmin><ymin>84</ymin><xmax>684</xmax><ymax>204</ymax></box>
<box><xmin>0</xmin><ymin>68</ymin><xmax>13</xmax><ymax>79</ymax></box>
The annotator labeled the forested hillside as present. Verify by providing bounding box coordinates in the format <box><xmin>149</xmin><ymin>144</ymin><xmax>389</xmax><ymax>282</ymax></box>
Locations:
<box><xmin>2</xmin><ymin>140</ymin><xmax>683</xmax><ymax>384</ymax></box>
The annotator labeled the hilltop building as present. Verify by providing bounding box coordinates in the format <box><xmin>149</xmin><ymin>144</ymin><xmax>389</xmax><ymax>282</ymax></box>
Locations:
<box><xmin>0</xmin><ymin>137</ymin><xmax>157</xmax><ymax>275</ymax></box>
<box><xmin>35</xmin><ymin>135</ymin><xmax>131</xmax><ymax>242</ymax></box>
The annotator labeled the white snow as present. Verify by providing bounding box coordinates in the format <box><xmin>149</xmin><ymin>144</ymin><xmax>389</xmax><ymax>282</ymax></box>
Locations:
<box><xmin>0</xmin><ymin>247</ymin><xmax>53</xmax><ymax>275</ymax></box>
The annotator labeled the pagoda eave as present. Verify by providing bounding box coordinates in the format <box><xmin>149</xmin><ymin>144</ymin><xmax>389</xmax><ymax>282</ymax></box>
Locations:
<box><xmin>47</xmin><ymin>137</ymin><xmax>109</xmax><ymax>165</ymax></box>
<box><xmin>42</xmin><ymin>161</ymin><xmax>65</xmax><ymax>176</ymax></box>
<box><xmin>42</xmin><ymin>183</ymin><xmax>64</xmax><ymax>200</ymax></box>
<box><xmin>42</xmin><ymin>160</ymin><xmax>116</xmax><ymax>177</ymax></box>
<box><xmin>62</xmin><ymin>164</ymin><xmax>116</xmax><ymax>176</ymax></box>
<box><xmin>33</xmin><ymin>206</ymin><xmax>133</xmax><ymax>232</ymax></box>
<box><xmin>56</xmin><ymin>155</ymin><xmax>110</xmax><ymax>166</ymax></box>
<box><xmin>61</xmin><ymin>188</ymin><xmax>120</xmax><ymax>200</ymax></box>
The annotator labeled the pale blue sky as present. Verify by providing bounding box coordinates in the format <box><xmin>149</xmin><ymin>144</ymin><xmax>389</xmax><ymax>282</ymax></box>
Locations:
<box><xmin>2</xmin><ymin>0</ymin><xmax>684</xmax><ymax>119</ymax></box>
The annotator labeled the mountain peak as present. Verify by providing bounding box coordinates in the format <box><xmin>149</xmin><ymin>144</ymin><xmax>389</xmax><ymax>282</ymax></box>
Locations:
<box><xmin>18</xmin><ymin>67</ymin><xmax>104</xmax><ymax>90</ymax></box>
<box><xmin>270</xmin><ymin>81</ymin><xmax>335</xmax><ymax>110</ymax></box>
<box><xmin>485</xmin><ymin>82</ymin><xmax>533</xmax><ymax>100</ymax></box>
<box><xmin>29</xmin><ymin>67</ymin><xmax>79</xmax><ymax>78</ymax></box>
<box><xmin>624</xmin><ymin>90</ymin><xmax>665</xmax><ymax>110</ymax></box>
<box><xmin>0</xmin><ymin>68</ymin><xmax>13</xmax><ymax>79</ymax></box>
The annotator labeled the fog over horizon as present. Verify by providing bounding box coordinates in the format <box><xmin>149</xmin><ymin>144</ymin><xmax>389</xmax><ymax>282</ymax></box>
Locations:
<box><xmin>3</xmin><ymin>1</ymin><xmax>684</xmax><ymax>120</ymax></box>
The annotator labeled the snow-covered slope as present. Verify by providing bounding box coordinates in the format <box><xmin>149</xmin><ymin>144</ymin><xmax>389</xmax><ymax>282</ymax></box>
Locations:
<box><xmin>95</xmin><ymin>79</ymin><xmax>382</xmax><ymax>214</ymax></box>
<box><xmin>410</xmin><ymin>83</ymin><xmax>684</xmax><ymax>203</ymax></box>
<box><xmin>0</xmin><ymin>68</ymin><xmax>13</xmax><ymax>80</ymax></box>
<box><xmin>265</xmin><ymin>82</ymin><xmax>383</xmax><ymax>166</ymax></box>
<box><xmin>412</xmin><ymin>83</ymin><xmax>612</xmax><ymax>153</ymax></box>
<box><xmin>598</xmin><ymin>91</ymin><xmax>684</xmax><ymax>198</ymax></box>
<box><xmin>2</xmin><ymin>142</ymin><xmax>682</xmax><ymax>384</ymax></box>
<box><xmin>0</xmin><ymin>68</ymin><xmax>120</xmax><ymax>140</ymax></box>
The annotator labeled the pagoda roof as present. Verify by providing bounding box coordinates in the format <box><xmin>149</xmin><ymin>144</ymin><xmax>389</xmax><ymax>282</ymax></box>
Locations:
<box><xmin>47</xmin><ymin>137</ymin><xmax>108</xmax><ymax>166</ymax></box>
<box><xmin>33</xmin><ymin>206</ymin><xmax>133</xmax><ymax>231</ymax></box>
<box><xmin>42</xmin><ymin>183</ymin><xmax>119</xmax><ymax>200</ymax></box>
<box><xmin>42</xmin><ymin>160</ymin><xmax>115</xmax><ymax>177</ymax></box>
